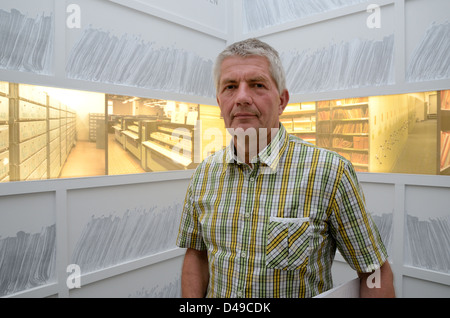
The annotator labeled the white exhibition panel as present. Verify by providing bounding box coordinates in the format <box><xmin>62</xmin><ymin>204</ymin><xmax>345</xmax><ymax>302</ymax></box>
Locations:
<box><xmin>0</xmin><ymin>0</ymin><xmax>226</xmax><ymax>104</ymax></box>
<box><xmin>359</xmin><ymin>182</ymin><xmax>395</xmax><ymax>253</ymax></box>
<box><xmin>405</xmin><ymin>0</ymin><xmax>450</xmax><ymax>83</ymax></box>
<box><xmin>64</xmin><ymin>0</ymin><xmax>224</xmax><ymax>99</ymax></box>
<box><xmin>1</xmin><ymin>171</ymin><xmax>449</xmax><ymax>297</ymax></box>
<box><xmin>0</xmin><ymin>171</ymin><xmax>191</xmax><ymax>298</ymax></box>
<box><xmin>250</xmin><ymin>0</ymin><xmax>450</xmax><ymax>103</ymax></box>
<box><xmin>0</xmin><ymin>0</ymin><xmax>54</xmax><ymax>75</ymax></box>
<box><xmin>109</xmin><ymin>0</ymin><xmax>227</xmax><ymax>37</ymax></box>
<box><xmin>0</xmin><ymin>192</ymin><xmax>57</xmax><ymax>297</ymax></box>
<box><xmin>332</xmin><ymin>173</ymin><xmax>450</xmax><ymax>298</ymax></box>
<box><xmin>243</xmin><ymin>1</ymin><xmax>397</xmax><ymax>98</ymax></box>
<box><xmin>69</xmin><ymin>252</ymin><xmax>184</xmax><ymax>298</ymax></box>
<box><xmin>241</xmin><ymin>0</ymin><xmax>371</xmax><ymax>34</ymax></box>
<box><xmin>67</xmin><ymin>181</ymin><xmax>186</xmax><ymax>274</ymax></box>
<box><xmin>0</xmin><ymin>0</ymin><xmax>449</xmax><ymax>102</ymax></box>
<box><xmin>314</xmin><ymin>278</ymin><xmax>359</xmax><ymax>298</ymax></box>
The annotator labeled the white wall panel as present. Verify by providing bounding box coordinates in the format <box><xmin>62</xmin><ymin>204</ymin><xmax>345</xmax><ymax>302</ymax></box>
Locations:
<box><xmin>242</xmin><ymin>0</ymin><xmax>370</xmax><ymax>33</ymax></box>
<box><xmin>69</xmin><ymin>254</ymin><xmax>183</xmax><ymax>298</ymax></box>
<box><xmin>0</xmin><ymin>170</ymin><xmax>192</xmax><ymax>298</ymax></box>
<box><xmin>360</xmin><ymin>182</ymin><xmax>395</xmax><ymax>253</ymax></box>
<box><xmin>331</xmin><ymin>173</ymin><xmax>450</xmax><ymax>297</ymax></box>
<box><xmin>403</xmin><ymin>276</ymin><xmax>450</xmax><ymax>298</ymax></box>
<box><xmin>404</xmin><ymin>185</ymin><xmax>450</xmax><ymax>273</ymax></box>
<box><xmin>67</xmin><ymin>180</ymin><xmax>186</xmax><ymax>274</ymax></box>
<box><xmin>0</xmin><ymin>192</ymin><xmax>56</xmax><ymax>297</ymax></box>
<box><xmin>405</xmin><ymin>0</ymin><xmax>450</xmax><ymax>83</ymax></box>
<box><xmin>111</xmin><ymin>0</ymin><xmax>227</xmax><ymax>36</ymax></box>
<box><xmin>0</xmin><ymin>1</ymin><xmax>54</xmax><ymax>75</ymax></box>
<box><xmin>0</xmin><ymin>171</ymin><xmax>448</xmax><ymax>298</ymax></box>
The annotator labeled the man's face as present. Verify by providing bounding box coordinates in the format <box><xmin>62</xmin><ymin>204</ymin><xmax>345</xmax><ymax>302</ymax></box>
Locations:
<box><xmin>216</xmin><ymin>55</ymin><xmax>289</xmax><ymax>137</ymax></box>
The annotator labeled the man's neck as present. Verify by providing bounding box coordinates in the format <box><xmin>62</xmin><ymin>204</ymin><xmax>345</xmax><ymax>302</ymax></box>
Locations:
<box><xmin>233</xmin><ymin>127</ymin><xmax>280</xmax><ymax>166</ymax></box>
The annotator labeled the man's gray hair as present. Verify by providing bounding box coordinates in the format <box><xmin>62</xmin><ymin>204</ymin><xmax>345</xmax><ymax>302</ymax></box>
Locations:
<box><xmin>213</xmin><ymin>38</ymin><xmax>286</xmax><ymax>95</ymax></box>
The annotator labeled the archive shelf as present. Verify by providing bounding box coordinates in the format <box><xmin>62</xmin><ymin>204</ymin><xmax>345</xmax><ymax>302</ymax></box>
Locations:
<box><xmin>10</xmin><ymin>84</ymin><xmax>48</xmax><ymax>181</ymax></box>
<box><xmin>121</xmin><ymin>117</ymin><xmax>148</xmax><ymax>160</ymax></box>
<box><xmin>438</xmin><ymin>90</ymin><xmax>450</xmax><ymax>175</ymax></box>
<box><xmin>2</xmin><ymin>83</ymin><xmax>77</xmax><ymax>182</ymax></box>
<box><xmin>111</xmin><ymin>115</ymin><xmax>125</xmax><ymax>146</ymax></box>
<box><xmin>120</xmin><ymin>116</ymin><xmax>161</xmax><ymax>160</ymax></box>
<box><xmin>316</xmin><ymin>101</ymin><xmax>332</xmax><ymax>149</ymax></box>
<box><xmin>316</xmin><ymin>98</ymin><xmax>370</xmax><ymax>172</ymax></box>
<box><xmin>142</xmin><ymin>121</ymin><xmax>196</xmax><ymax>171</ymax></box>
<box><xmin>280</xmin><ymin>100</ymin><xmax>370</xmax><ymax>171</ymax></box>
<box><xmin>280</xmin><ymin>102</ymin><xmax>316</xmax><ymax>145</ymax></box>
<box><xmin>89</xmin><ymin>113</ymin><xmax>105</xmax><ymax>142</ymax></box>
<box><xmin>0</xmin><ymin>82</ymin><xmax>9</xmax><ymax>182</ymax></box>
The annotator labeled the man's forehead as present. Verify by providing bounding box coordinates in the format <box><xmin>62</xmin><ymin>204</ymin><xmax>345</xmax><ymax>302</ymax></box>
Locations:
<box><xmin>221</xmin><ymin>54</ymin><xmax>269</xmax><ymax>66</ymax></box>
<box><xmin>220</xmin><ymin>73</ymin><xmax>270</xmax><ymax>83</ymax></box>
<box><xmin>219</xmin><ymin>56</ymin><xmax>271</xmax><ymax>82</ymax></box>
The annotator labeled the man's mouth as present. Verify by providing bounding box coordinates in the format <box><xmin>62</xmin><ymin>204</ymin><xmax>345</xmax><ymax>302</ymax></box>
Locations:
<box><xmin>232</xmin><ymin>112</ymin><xmax>257</xmax><ymax>120</ymax></box>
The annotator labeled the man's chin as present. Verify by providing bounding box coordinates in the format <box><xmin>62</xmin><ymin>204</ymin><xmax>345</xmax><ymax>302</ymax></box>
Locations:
<box><xmin>229</xmin><ymin>125</ymin><xmax>260</xmax><ymax>134</ymax></box>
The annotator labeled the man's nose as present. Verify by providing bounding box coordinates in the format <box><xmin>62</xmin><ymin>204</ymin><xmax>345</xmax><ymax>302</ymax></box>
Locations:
<box><xmin>235</xmin><ymin>84</ymin><xmax>252</xmax><ymax>106</ymax></box>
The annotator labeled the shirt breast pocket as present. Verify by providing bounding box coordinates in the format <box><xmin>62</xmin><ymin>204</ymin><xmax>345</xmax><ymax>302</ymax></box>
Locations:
<box><xmin>266</xmin><ymin>217</ymin><xmax>310</xmax><ymax>270</ymax></box>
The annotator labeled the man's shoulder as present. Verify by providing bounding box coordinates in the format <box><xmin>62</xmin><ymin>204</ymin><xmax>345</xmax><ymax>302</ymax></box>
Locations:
<box><xmin>192</xmin><ymin>148</ymin><xmax>228</xmax><ymax>172</ymax></box>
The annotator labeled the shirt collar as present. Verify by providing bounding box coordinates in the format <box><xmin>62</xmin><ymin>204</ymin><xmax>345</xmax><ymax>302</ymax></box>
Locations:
<box><xmin>225</xmin><ymin>124</ymin><xmax>289</xmax><ymax>173</ymax></box>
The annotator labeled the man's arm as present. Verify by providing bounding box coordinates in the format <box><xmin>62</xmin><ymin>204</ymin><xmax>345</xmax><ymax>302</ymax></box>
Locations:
<box><xmin>181</xmin><ymin>248</ymin><xmax>209</xmax><ymax>298</ymax></box>
<box><xmin>358</xmin><ymin>261</ymin><xmax>395</xmax><ymax>298</ymax></box>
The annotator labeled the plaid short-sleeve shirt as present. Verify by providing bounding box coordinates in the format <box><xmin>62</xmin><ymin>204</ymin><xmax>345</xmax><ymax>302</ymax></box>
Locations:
<box><xmin>176</xmin><ymin>124</ymin><xmax>388</xmax><ymax>298</ymax></box>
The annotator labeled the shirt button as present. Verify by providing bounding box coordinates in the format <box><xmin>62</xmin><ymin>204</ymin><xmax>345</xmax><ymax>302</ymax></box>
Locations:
<box><xmin>244</xmin><ymin>212</ymin><xmax>250</xmax><ymax>218</ymax></box>
<box><xmin>249</xmin><ymin>177</ymin><xmax>255</xmax><ymax>182</ymax></box>
<box><xmin>237</xmin><ymin>290</ymin><xmax>243</xmax><ymax>297</ymax></box>
<box><xmin>241</xmin><ymin>251</ymin><xmax>246</xmax><ymax>258</ymax></box>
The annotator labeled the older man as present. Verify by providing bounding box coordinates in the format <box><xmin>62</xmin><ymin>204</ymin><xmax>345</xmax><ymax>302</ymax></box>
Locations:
<box><xmin>176</xmin><ymin>38</ymin><xmax>395</xmax><ymax>298</ymax></box>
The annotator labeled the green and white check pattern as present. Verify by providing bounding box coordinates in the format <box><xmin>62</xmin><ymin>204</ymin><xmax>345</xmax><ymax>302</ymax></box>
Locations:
<box><xmin>177</xmin><ymin>124</ymin><xmax>388</xmax><ymax>298</ymax></box>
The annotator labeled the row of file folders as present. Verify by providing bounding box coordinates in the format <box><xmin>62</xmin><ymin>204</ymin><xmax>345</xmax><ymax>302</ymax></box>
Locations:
<box><xmin>318</xmin><ymin>136</ymin><xmax>369</xmax><ymax>150</ymax></box>
<box><xmin>441</xmin><ymin>131</ymin><xmax>450</xmax><ymax>170</ymax></box>
<box><xmin>318</xmin><ymin>108</ymin><xmax>369</xmax><ymax>120</ymax></box>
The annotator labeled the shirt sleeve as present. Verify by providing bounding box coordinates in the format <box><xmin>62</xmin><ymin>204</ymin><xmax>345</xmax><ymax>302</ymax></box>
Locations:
<box><xmin>330</xmin><ymin>161</ymin><xmax>388</xmax><ymax>273</ymax></box>
<box><xmin>176</xmin><ymin>176</ymin><xmax>207</xmax><ymax>251</ymax></box>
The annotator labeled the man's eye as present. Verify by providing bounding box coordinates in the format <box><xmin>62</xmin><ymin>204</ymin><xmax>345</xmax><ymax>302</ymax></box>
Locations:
<box><xmin>225</xmin><ymin>85</ymin><xmax>235</xmax><ymax>90</ymax></box>
<box><xmin>254</xmin><ymin>83</ymin><xmax>265</xmax><ymax>88</ymax></box>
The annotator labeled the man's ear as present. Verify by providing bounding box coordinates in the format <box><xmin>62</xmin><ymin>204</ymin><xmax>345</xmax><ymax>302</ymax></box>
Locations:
<box><xmin>278</xmin><ymin>89</ymin><xmax>290</xmax><ymax>115</ymax></box>
<box><xmin>217</xmin><ymin>97</ymin><xmax>223</xmax><ymax>117</ymax></box>
<box><xmin>216</xmin><ymin>96</ymin><xmax>224</xmax><ymax>118</ymax></box>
